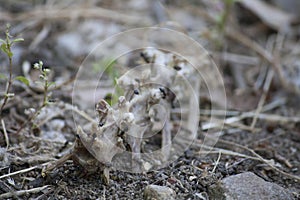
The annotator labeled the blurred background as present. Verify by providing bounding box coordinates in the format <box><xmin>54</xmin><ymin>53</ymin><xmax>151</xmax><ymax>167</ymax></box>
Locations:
<box><xmin>1</xmin><ymin>0</ymin><xmax>300</xmax><ymax>108</ymax></box>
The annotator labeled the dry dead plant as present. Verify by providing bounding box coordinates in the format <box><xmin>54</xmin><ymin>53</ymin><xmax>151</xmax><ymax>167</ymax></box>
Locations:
<box><xmin>42</xmin><ymin>48</ymin><xmax>200</xmax><ymax>183</ymax></box>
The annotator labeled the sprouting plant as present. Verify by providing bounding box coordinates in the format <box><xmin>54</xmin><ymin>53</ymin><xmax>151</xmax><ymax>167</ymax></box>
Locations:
<box><xmin>15</xmin><ymin>61</ymin><xmax>55</xmax><ymax>134</ymax></box>
<box><xmin>213</xmin><ymin>0</ymin><xmax>236</xmax><ymax>48</ymax></box>
<box><xmin>92</xmin><ymin>58</ymin><xmax>123</xmax><ymax>105</ymax></box>
<box><xmin>0</xmin><ymin>24</ymin><xmax>25</xmax><ymax>117</ymax></box>
<box><xmin>217</xmin><ymin>0</ymin><xmax>236</xmax><ymax>34</ymax></box>
<box><xmin>33</xmin><ymin>61</ymin><xmax>55</xmax><ymax>107</ymax></box>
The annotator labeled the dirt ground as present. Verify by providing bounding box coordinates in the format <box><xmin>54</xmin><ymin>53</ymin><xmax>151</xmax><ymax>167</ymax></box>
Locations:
<box><xmin>0</xmin><ymin>0</ymin><xmax>300</xmax><ymax>199</ymax></box>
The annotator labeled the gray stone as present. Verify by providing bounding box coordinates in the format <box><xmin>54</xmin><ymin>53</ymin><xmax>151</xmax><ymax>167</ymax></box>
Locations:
<box><xmin>144</xmin><ymin>185</ymin><xmax>176</xmax><ymax>200</ymax></box>
<box><xmin>208</xmin><ymin>172</ymin><xmax>294</xmax><ymax>200</ymax></box>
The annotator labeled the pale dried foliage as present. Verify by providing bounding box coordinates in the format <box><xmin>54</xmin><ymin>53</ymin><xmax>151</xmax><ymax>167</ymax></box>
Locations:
<box><xmin>43</xmin><ymin>48</ymin><xmax>201</xmax><ymax>183</ymax></box>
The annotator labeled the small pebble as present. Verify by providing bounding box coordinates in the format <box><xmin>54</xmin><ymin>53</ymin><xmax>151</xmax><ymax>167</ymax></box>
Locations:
<box><xmin>144</xmin><ymin>185</ymin><xmax>176</xmax><ymax>200</ymax></box>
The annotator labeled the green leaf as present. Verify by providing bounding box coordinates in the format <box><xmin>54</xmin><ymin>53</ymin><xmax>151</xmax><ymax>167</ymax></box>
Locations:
<box><xmin>0</xmin><ymin>43</ymin><xmax>13</xmax><ymax>58</ymax></box>
<box><xmin>15</xmin><ymin>76</ymin><xmax>30</xmax><ymax>86</ymax></box>
<box><xmin>5</xmin><ymin>93</ymin><xmax>15</xmax><ymax>98</ymax></box>
<box><xmin>47</xmin><ymin>82</ymin><xmax>56</xmax><ymax>88</ymax></box>
<box><xmin>0</xmin><ymin>39</ymin><xmax>6</xmax><ymax>44</ymax></box>
<box><xmin>1</xmin><ymin>43</ymin><xmax>8</xmax><ymax>53</ymax></box>
<box><xmin>12</xmin><ymin>38</ymin><xmax>24</xmax><ymax>43</ymax></box>
<box><xmin>7</xmin><ymin>51</ymin><xmax>13</xmax><ymax>58</ymax></box>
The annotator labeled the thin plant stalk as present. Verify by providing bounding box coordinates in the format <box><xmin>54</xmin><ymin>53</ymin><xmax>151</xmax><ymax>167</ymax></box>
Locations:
<box><xmin>0</xmin><ymin>32</ymin><xmax>13</xmax><ymax>117</ymax></box>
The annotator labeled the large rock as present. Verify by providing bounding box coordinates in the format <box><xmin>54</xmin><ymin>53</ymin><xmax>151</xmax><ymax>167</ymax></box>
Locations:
<box><xmin>208</xmin><ymin>172</ymin><xmax>294</xmax><ymax>200</ymax></box>
<box><xmin>144</xmin><ymin>185</ymin><xmax>176</xmax><ymax>200</ymax></box>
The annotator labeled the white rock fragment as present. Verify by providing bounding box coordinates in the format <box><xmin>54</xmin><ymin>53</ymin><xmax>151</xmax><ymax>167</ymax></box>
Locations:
<box><xmin>144</xmin><ymin>185</ymin><xmax>176</xmax><ymax>200</ymax></box>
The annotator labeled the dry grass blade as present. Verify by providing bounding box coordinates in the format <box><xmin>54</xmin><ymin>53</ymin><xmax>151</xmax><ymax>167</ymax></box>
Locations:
<box><xmin>201</xmin><ymin>98</ymin><xmax>298</xmax><ymax>131</ymax></box>
<box><xmin>1</xmin><ymin>119</ymin><xmax>9</xmax><ymax>150</ymax></box>
<box><xmin>185</xmin><ymin>137</ymin><xmax>300</xmax><ymax>181</ymax></box>
<box><xmin>0</xmin><ymin>185</ymin><xmax>50</xmax><ymax>199</ymax></box>
<box><xmin>198</xmin><ymin>150</ymin><xmax>260</xmax><ymax>161</ymax></box>
<box><xmin>217</xmin><ymin>52</ymin><xmax>260</xmax><ymax>65</ymax></box>
<box><xmin>226</xmin><ymin>28</ymin><xmax>300</xmax><ymax>95</ymax></box>
<box><xmin>211</xmin><ymin>151</ymin><xmax>221</xmax><ymax>173</ymax></box>
<box><xmin>0</xmin><ymin>162</ymin><xmax>50</xmax><ymax>180</ymax></box>
<box><xmin>250</xmin><ymin>69</ymin><xmax>274</xmax><ymax>130</ymax></box>
<box><xmin>251</xmin><ymin>34</ymin><xmax>284</xmax><ymax>130</ymax></box>
<box><xmin>216</xmin><ymin>138</ymin><xmax>300</xmax><ymax>181</ymax></box>
<box><xmin>178</xmin><ymin>136</ymin><xmax>261</xmax><ymax>161</ymax></box>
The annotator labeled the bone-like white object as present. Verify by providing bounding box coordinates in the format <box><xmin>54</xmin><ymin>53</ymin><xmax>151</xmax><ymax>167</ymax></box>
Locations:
<box><xmin>115</xmin><ymin>48</ymin><xmax>199</xmax><ymax>164</ymax></box>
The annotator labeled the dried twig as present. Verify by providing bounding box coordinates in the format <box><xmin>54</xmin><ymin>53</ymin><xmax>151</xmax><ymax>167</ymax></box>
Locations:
<box><xmin>226</xmin><ymin>28</ymin><xmax>300</xmax><ymax>95</ymax></box>
<box><xmin>185</xmin><ymin>136</ymin><xmax>300</xmax><ymax>181</ymax></box>
<box><xmin>0</xmin><ymin>162</ymin><xmax>50</xmax><ymax>180</ymax></box>
<box><xmin>201</xmin><ymin>116</ymin><xmax>260</xmax><ymax>132</ymax></box>
<box><xmin>1</xmin><ymin>119</ymin><xmax>9</xmax><ymax>150</ymax></box>
<box><xmin>175</xmin><ymin>135</ymin><xmax>261</xmax><ymax>161</ymax></box>
<box><xmin>250</xmin><ymin>69</ymin><xmax>274</xmax><ymax>130</ymax></box>
<box><xmin>202</xmin><ymin>111</ymin><xmax>300</xmax><ymax>131</ymax></box>
<box><xmin>65</xmin><ymin>104</ymin><xmax>96</xmax><ymax>124</ymax></box>
<box><xmin>217</xmin><ymin>52</ymin><xmax>260</xmax><ymax>65</ymax></box>
<box><xmin>198</xmin><ymin>150</ymin><xmax>260</xmax><ymax>161</ymax></box>
<box><xmin>0</xmin><ymin>185</ymin><xmax>50</xmax><ymax>199</ymax></box>
<box><xmin>211</xmin><ymin>151</ymin><xmax>222</xmax><ymax>173</ymax></box>
<box><xmin>212</xmin><ymin>138</ymin><xmax>300</xmax><ymax>181</ymax></box>
<box><xmin>251</xmin><ymin>34</ymin><xmax>284</xmax><ymax>130</ymax></box>
<box><xmin>201</xmin><ymin>98</ymin><xmax>290</xmax><ymax>130</ymax></box>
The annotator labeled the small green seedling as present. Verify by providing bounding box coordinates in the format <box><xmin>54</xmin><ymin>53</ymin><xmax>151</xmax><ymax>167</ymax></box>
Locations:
<box><xmin>213</xmin><ymin>0</ymin><xmax>237</xmax><ymax>48</ymax></box>
<box><xmin>33</xmin><ymin>61</ymin><xmax>55</xmax><ymax>107</ymax></box>
<box><xmin>92</xmin><ymin>58</ymin><xmax>123</xmax><ymax>105</ymax></box>
<box><xmin>15</xmin><ymin>61</ymin><xmax>55</xmax><ymax>134</ymax></box>
<box><xmin>0</xmin><ymin>24</ymin><xmax>25</xmax><ymax>116</ymax></box>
